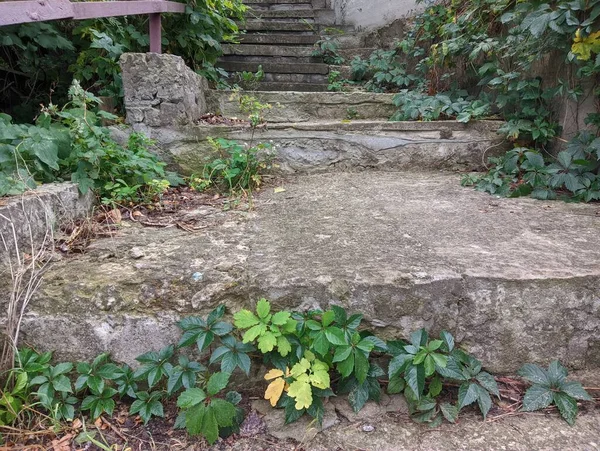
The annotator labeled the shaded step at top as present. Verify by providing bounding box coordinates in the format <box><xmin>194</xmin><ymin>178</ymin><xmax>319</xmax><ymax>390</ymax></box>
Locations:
<box><xmin>238</xmin><ymin>33</ymin><xmax>320</xmax><ymax>45</ymax></box>
<box><xmin>223</xmin><ymin>44</ymin><xmax>317</xmax><ymax>57</ymax></box>
<box><xmin>244</xmin><ymin>0</ymin><xmax>312</xmax><ymax>3</ymax></box>
<box><xmin>242</xmin><ymin>20</ymin><xmax>317</xmax><ymax>32</ymax></box>
<box><xmin>246</xmin><ymin>9</ymin><xmax>315</xmax><ymax>18</ymax></box>
<box><xmin>219</xmin><ymin>61</ymin><xmax>329</xmax><ymax>74</ymax></box>
<box><xmin>255</xmin><ymin>82</ymin><xmax>329</xmax><ymax>91</ymax></box>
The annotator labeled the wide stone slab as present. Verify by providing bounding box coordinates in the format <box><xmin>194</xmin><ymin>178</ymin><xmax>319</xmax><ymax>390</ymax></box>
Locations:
<box><xmin>139</xmin><ymin>120</ymin><xmax>506</xmax><ymax>175</ymax></box>
<box><xmin>10</xmin><ymin>172</ymin><xmax>600</xmax><ymax>373</ymax></box>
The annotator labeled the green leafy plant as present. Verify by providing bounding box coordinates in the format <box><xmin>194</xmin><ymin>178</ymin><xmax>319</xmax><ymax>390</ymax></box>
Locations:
<box><xmin>129</xmin><ymin>390</ymin><xmax>165</xmax><ymax>425</ymax></box>
<box><xmin>193</xmin><ymin>138</ymin><xmax>274</xmax><ymax>196</ymax></box>
<box><xmin>176</xmin><ymin>372</ymin><xmax>241</xmax><ymax>444</ymax></box>
<box><xmin>0</xmin><ymin>80</ymin><xmax>183</xmax><ymax>202</ymax></box>
<box><xmin>133</xmin><ymin>345</ymin><xmax>175</xmax><ymax>389</ymax></box>
<box><xmin>518</xmin><ymin>361</ymin><xmax>592</xmax><ymax>425</ymax></box>
<box><xmin>29</xmin><ymin>362</ymin><xmax>76</xmax><ymax>421</ymax></box>
<box><xmin>313</xmin><ymin>37</ymin><xmax>345</xmax><ymax>65</ymax></box>
<box><xmin>75</xmin><ymin>353</ymin><xmax>121</xmax><ymax>394</ymax></box>
<box><xmin>233</xmin><ymin>65</ymin><xmax>265</xmax><ymax>91</ymax></box>
<box><xmin>234</xmin><ymin>298</ymin><xmax>297</xmax><ymax>355</ymax></box>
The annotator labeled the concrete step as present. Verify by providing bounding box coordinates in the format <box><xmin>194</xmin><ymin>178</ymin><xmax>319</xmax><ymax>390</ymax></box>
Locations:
<box><xmin>207</xmin><ymin>90</ymin><xmax>396</xmax><ymax>122</ymax></box>
<box><xmin>244</xmin><ymin>0</ymin><xmax>312</xmax><ymax>4</ymax></box>
<box><xmin>218</xmin><ymin>61</ymin><xmax>329</xmax><ymax>74</ymax></box>
<box><xmin>238</xmin><ymin>33</ymin><xmax>320</xmax><ymax>45</ymax></box>
<box><xmin>246</xmin><ymin>8</ymin><xmax>335</xmax><ymax>24</ymax></box>
<box><xmin>220</xmin><ymin>54</ymin><xmax>322</xmax><ymax>64</ymax></box>
<box><xmin>247</xmin><ymin>9</ymin><xmax>315</xmax><ymax>18</ymax></box>
<box><xmin>255</xmin><ymin>81</ymin><xmax>328</xmax><ymax>91</ymax></box>
<box><xmin>223</xmin><ymin>44</ymin><xmax>316</xmax><ymax>57</ymax></box>
<box><xmin>223</xmin><ymin>44</ymin><xmax>376</xmax><ymax>62</ymax></box>
<box><xmin>22</xmin><ymin>169</ymin><xmax>600</xmax><ymax>375</ymax></box>
<box><xmin>242</xmin><ymin>20</ymin><xmax>316</xmax><ymax>32</ymax></box>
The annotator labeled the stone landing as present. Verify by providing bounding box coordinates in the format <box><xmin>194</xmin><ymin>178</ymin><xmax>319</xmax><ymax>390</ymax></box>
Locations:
<box><xmin>12</xmin><ymin>172</ymin><xmax>600</xmax><ymax>373</ymax></box>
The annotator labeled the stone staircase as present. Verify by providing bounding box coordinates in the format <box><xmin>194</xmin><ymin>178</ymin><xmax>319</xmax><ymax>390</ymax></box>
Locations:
<box><xmin>219</xmin><ymin>0</ymin><xmax>357</xmax><ymax>91</ymax></box>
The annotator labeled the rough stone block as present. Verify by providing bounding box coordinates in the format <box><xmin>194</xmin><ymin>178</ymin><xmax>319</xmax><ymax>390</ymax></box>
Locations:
<box><xmin>120</xmin><ymin>53</ymin><xmax>208</xmax><ymax>128</ymax></box>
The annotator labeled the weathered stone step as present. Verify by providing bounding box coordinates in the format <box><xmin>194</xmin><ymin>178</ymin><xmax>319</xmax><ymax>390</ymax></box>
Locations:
<box><xmin>220</xmin><ymin>55</ymin><xmax>322</xmax><ymax>64</ymax></box>
<box><xmin>247</xmin><ymin>8</ymin><xmax>335</xmax><ymax>24</ymax></box>
<box><xmin>238</xmin><ymin>33</ymin><xmax>320</xmax><ymax>45</ymax></box>
<box><xmin>255</xmin><ymin>81</ymin><xmax>328</xmax><ymax>91</ymax></box>
<box><xmin>18</xmin><ymin>171</ymin><xmax>600</xmax><ymax>374</ymax></box>
<box><xmin>261</xmin><ymin>72</ymin><xmax>327</xmax><ymax>83</ymax></box>
<box><xmin>247</xmin><ymin>8</ymin><xmax>314</xmax><ymax>18</ymax></box>
<box><xmin>218</xmin><ymin>61</ymin><xmax>329</xmax><ymax>74</ymax></box>
<box><xmin>242</xmin><ymin>20</ymin><xmax>316</xmax><ymax>32</ymax></box>
<box><xmin>223</xmin><ymin>44</ymin><xmax>316</xmax><ymax>57</ymax></box>
<box><xmin>223</xmin><ymin>44</ymin><xmax>376</xmax><ymax>62</ymax></box>
<box><xmin>207</xmin><ymin>90</ymin><xmax>394</xmax><ymax>122</ymax></box>
<box><xmin>244</xmin><ymin>0</ymin><xmax>312</xmax><ymax>4</ymax></box>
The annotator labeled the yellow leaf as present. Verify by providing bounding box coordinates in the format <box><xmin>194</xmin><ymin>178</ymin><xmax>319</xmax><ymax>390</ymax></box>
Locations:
<box><xmin>290</xmin><ymin>358</ymin><xmax>311</xmax><ymax>378</ymax></box>
<box><xmin>264</xmin><ymin>368</ymin><xmax>284</xmax><ymax>380</ymax></box>
<box><xmin>265</xmin><ymin>377</ymin><xmax>286</xmax><ymax>407</ymax></box>
<box><xmin>310</xmin><ymin>369</ymin><xmax>330</xmax><ymax>390</ymax></box>
<box><xmin>274</xmin><ymin>187</ymin><xmax>286</xmax><ymax>193</ymax></box>
<box><xmin>287</xmin><ymin>378</ymin><xmax>313</xmax><ymax>410</ymax></box>
<box><xmin>572</xmin><ymin>30</ymin><xmax>600</xmax><ymax>60</ymax></box>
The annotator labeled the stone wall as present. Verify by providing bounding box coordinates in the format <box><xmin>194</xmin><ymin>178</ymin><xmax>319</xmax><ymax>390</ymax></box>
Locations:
<box><xmin>119</xmin><ymin>53</ymin><xmax>208</xmax><ymax>133</ymax></box>
<box><xmin>0</xmin><ymin>183</ymin><xmax>94</xmax><ymax>254</ymax></box>
<box><xmin>332</xmin><ymin>0</ymin><xmax>422</xmax><ymax>30</ymax></box>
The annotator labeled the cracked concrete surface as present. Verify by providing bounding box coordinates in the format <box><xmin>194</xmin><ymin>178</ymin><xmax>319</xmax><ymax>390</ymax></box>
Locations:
<box><xmin>7</xmin><ymin>172</ymin><xmax>600</xmax><ymax>373</ymax></box>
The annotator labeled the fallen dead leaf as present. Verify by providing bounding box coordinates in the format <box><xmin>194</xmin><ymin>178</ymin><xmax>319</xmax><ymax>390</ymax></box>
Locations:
<box><xmin>51</xmin><ymin>433</ymin><xmax>73</xmax><ymax>451</ymax></box>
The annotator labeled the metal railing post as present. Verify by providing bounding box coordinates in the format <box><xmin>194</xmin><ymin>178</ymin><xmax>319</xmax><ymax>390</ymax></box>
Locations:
<box><xmin>149</xmin><ymin>12</ymin><xmax>161</xmax><ymax>53</ymax></box>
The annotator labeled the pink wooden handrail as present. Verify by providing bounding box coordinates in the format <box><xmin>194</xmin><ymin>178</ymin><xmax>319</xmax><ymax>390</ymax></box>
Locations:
<box><xmin>0</xmin><ymin>0</ymin><xmax>186</xmax><ymax>53</ymax></box>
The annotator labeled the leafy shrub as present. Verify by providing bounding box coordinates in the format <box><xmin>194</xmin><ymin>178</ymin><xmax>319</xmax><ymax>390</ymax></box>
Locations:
<box><xmin>312</xmin><ymin>37</ymin><xmax>345</xmax><ymax>65</ymax></box>
<box><xmin>191</xmin><ymin>137</ymin><xmax>274</xmax><ymax>195</ymax></box>
<box><xmin>350</xmin><ymin>47</ymin><xmax>418</xmax><ymax>93</ymax></box>
<box><xmin>0</xmin><ymin>303</ymin><xmax>593</xmax><ymax>446</ymax></box>
<box><xmin>462</xmin><ymin>135</ymin><xmax>600</xmax><ymax>202</ymax></box>
<box><xmin>0</xmin><ymin>80</ymin><xmax>182</xmax><ymax>203</ymax></box>
<box><xmin>391</xmin><ymin>90</ymin><xmax>490</xmax><ymax>122</ymax></box>
<box><xmin>0</xmin><ymin>1</ymin><xmax>246</xmax><ymax>120</ymax></box>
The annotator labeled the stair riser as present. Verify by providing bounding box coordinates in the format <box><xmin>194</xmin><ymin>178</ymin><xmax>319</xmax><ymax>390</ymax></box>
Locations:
<box><xmin>219</xmin><ymin>61</ymin><xmax>329</xmax><ymax>74</ymax></box>
<box><xmin>242</xmin><ymin>21</ymin><xmax>316</xmax><ymax>32</ymax></box>
<box><xmin>247</xmin><ymin>9</ymin><xmax>334</xmax><ymax>25</ymax></box>
<box><xmin>254</xmin><ymin>82</ymin><xmax>328</xmax><ymax>91</ymax></box>
<box><xmin>238</xmin><ymin>34</ymin><xmax>320</xmax><ymax>45</ymax></box>
<box><xmin>207</xmin><ymin>90</ymin><xmax>396</xmax><ymax>122</ymax></box>
<box><xmin>223</xmin><ymin>44</ymin><xmax>316</xmax><ymax>57</ymax></box>
<box><xmin>220</xmin><ymin>55</ymin><xmax>323</xmax><ymax>64</ymax></box>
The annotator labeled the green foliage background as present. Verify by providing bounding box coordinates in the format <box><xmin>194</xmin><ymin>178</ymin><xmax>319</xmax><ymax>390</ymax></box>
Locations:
<box><xmin>0</xmin><ymin>0</ymin><xmax>246</xmax><ymax>122</ymax></box>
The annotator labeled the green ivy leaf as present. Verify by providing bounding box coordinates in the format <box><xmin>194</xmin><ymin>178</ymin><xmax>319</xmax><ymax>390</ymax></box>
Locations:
<box><xmin>177</xmin><ymin>388</ymin><xmax>206</xmax><ymax>409</ymax></box>
<box><xmin>210</xmin><ymin>398</ymin><xmax>236</xmax><ymax>427</ymax></box>
<box><xmin>518</xmin><ymin>364</ymin><xmax>550</xmax><ymax>386</ymax></box>
<box><xmin>233</xmin><ymin>310</ymin><xmax>260</xmax><ymax>329</ymax></box>
<box><xmin>256</xmin><ymin>299</ymin><xmax>271</xmax><ymax>319</ymax></box>
<box><xmin>522</xmin><ymin>384</ymin><xmax>553</xmax><ymax>411</ymax></box>
<box><xmin>553</xmin><ymin>392</ymin><xmax>578</xmax><ymax>425</ymax></box>
<box><xmin>387</xmin><ymin>374</ymin><xmax>405</xmax><ymax>394</ymax></box>
<box><xmin>559</xmin><ymin>381</ymin><xmax>592</xmax><ymax>401</ymax></box>
<box><xmin>440</xmin><ymin>402</ymin><xmax>459</xmax><ymax>423</ymax></box>
<box><xmin>348</xmin><ymin>380</ymin><xmax>370</xmax><ymax>412</ymax></box>
<box><xmin>547</xmin><ymin>360</ymin><xmax>568</xmax><ymax>386</ymax></box>
<box><xmin>207</xmin><ymin>372</ymin><xmax>231</xmax><ymax>396</ymax></box>
<box><xmin>405</xmin><ymin>364</ymin><xmax>425</xmax><ymax>400</ymax></box>
<box><xmin>476</xmin><ymin>372</ymin><xmax>499</xmax><ymax>396</ymax></box>
<box><xmin>457</xmin><ymin>382</ymin><xmax>479</xmax><ymax>409</ymax></box>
